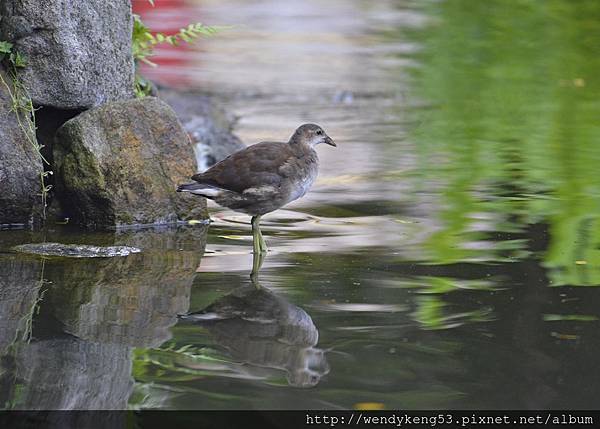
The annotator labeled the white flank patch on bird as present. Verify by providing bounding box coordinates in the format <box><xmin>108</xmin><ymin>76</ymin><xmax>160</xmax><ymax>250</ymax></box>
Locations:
<box><xmin>190</xmin><ymin>188</ymin><xmax>222</xmax><ymax>197</ymax></box>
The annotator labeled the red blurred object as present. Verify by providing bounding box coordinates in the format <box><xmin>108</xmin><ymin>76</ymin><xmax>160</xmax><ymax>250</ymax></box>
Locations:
<box><xmin>132</xmin><ymin>0</ymin><xmax>204</xmax><ymax>87</ymax></box>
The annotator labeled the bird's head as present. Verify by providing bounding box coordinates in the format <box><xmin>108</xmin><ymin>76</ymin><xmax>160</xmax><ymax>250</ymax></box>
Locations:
<box><xmin>290</xmin><ymin>123</ymin><xmax>336</xmax><ymax>148</ymax></box>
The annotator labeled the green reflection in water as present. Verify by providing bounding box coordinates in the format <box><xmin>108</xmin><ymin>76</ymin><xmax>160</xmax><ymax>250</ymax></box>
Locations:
<box><xmin>401</xmin><ymin>0</ymin><xmax>600</xmax><ymax>286</ymax></box>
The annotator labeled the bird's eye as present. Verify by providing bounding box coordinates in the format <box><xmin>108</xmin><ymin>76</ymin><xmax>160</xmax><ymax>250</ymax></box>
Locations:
<box><xmin>316</xmin><ymin>130</ymin><xmax>323</xmax><ymax>135</ymax></box>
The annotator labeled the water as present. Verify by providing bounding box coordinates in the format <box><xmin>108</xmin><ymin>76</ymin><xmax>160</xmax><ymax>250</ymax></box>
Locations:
<box><xmin>2</xmin><ymin>0</ymin><xmax>600</xmax><ymax>410</ymax></box>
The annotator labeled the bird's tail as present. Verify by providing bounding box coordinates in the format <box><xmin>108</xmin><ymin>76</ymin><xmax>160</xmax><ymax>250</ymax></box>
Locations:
<box><xmin>176</xmin><ymin>182</ymin><xmax>222</xmax><ymax>199</ymax></box>
<box><xmin>176</xmin><ymin>182</ymin><xmax>200</xmax><ymax>193</ymax></box>
<box><xmin>177</xmin><ymin>311</ymin><xmax>223</xmax><ymax>322</ymax></box>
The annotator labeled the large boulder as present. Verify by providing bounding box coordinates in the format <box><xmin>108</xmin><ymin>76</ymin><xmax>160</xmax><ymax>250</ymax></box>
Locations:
<box><xmin>0</xmin><ymin>0</ymin><xmax>134</xmax><ymax>109</ymax></box>
<box><xmin>159</xmin><ymin>88</ymin><xmax>245</xmax><ymax>171</ymax></box>
<box><xmin>0</xmin><ymin>72</ymin><xmax>43</xmax><ymax>225</ymax></box>
<box><xmin>54</xmin><ymin>97</ymin><xmax>207</xmax><ymax>228</ymax></box>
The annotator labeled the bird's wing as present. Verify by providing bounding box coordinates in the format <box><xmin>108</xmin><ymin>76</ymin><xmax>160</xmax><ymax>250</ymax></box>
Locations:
<box><xmin>191</xmin><ymin>142</ymin><xmax>294</xmax><ymax>193</ymax></box>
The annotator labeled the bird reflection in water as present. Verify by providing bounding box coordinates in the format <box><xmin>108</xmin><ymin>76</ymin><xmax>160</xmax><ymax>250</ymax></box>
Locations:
<box><xmin>181</xmin><ymin>253</ymin><xmax>329</xmax><ymax>387</ymax></box>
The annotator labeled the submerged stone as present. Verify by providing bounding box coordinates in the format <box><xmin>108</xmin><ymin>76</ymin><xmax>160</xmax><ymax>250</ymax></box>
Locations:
<box><xmin>13</xmin><ymin>242</ymin><xmax>141</xmax><ymax>258</ymax></box>
<box><xmin>54</xmin><ymin>97</ymin><xmax>207</xmax><ymax>228</ymax></box>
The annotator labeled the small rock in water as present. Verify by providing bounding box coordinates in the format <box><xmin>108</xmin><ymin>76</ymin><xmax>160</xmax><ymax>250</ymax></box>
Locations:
<box><xmin>12</xmin><ymin>243</ymin><xmax>141</xmax><ymax>258</ymax></box>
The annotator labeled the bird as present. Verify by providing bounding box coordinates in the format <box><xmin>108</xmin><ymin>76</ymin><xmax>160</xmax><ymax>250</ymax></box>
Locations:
<box><xmin>177</xmin><ymin>123</ymin><xmax>336</xmax><ymax>254</ymax></box>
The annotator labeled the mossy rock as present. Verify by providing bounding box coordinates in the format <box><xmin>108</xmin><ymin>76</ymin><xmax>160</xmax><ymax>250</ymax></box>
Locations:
<box><xmin>54</xmin><ymin>97</ymin><xmax>207</xmax><ymax>228</ymax></box>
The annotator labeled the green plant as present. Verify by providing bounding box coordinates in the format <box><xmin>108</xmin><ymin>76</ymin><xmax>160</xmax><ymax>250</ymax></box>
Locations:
<box><xmin>132</xmin><ymin>9</ymin><xmax>220</xmax><ymax>97</ymax></box>
<box><xmin>0</xmin><ymin>41</ymin><xmax>51</xmax><ymax>220</ymax></box>
<box><xmin>0</xmin><ymin>41</ymin><xmax>25</xmax><ymax>67</ymax></box>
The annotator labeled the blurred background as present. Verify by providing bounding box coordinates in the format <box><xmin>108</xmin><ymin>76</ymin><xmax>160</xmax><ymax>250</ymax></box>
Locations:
<box><xmin>2</xmin><ymin>0</ymin><xmax>600</xmax><ymax>410</ymax></box>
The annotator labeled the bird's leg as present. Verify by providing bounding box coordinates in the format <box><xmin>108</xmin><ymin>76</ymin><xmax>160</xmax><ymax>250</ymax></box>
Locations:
<box><xmin>252</xmin><ymin>215</ymin><xmax>268</xmax><ymax>253</ymax></box>
<box><xmin>258</xmin><ymin>224</ymin><xmax>268</xmax><ymax>253</ymax></box>
<box><xmin>251</xmin><ymin>215</ymin><xmax>260</xmax><ymax>255</ymax></box>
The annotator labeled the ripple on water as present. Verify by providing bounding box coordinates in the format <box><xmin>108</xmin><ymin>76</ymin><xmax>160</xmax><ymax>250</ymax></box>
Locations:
<box><xmin>312</xmin><ymin>303</ymin><xmax>408</xmax><ymax>313</ymax></box>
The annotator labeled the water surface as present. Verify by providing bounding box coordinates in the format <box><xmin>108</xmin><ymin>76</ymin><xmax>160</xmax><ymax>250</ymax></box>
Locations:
<box><xmin>2</xmin><ymin>0</ymin><xmax>600</xmax><ymax>410</ymax></box>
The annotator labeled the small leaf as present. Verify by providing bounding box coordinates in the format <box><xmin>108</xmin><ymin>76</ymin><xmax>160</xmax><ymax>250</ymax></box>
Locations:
<box><xmin>139</xmin><ymin>57</ymin><xmax>157</xmax><ymax>67</ymax></box>
<box><xmin>12</xmin><ymin>51</ymin><xmax>27</xmax><ymax>68</ymax></box>
<box><xmin>0</xmin><ymin>40</ymin><xmax>13</xmax><ymax>53</ymax></box>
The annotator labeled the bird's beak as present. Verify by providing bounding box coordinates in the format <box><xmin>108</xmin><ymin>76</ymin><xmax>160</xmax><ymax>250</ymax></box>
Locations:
<box><xmin>324</xmin><ymin>136</ymin><xmax>336</xmax><ymax>147</ymax></box>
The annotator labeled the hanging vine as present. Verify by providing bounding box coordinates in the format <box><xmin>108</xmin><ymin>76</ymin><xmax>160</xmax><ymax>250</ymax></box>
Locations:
<box><xmin>0</xmin><ymin>41</ymin><xmax>51</xmax><ymax>220</ymax></box>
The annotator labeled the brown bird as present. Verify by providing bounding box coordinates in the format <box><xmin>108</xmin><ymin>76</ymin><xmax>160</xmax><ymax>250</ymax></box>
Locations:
<box><xmin>177</xmin><ymin>124</ymin><xmax>336</xmax><ymax>254</ymax></box>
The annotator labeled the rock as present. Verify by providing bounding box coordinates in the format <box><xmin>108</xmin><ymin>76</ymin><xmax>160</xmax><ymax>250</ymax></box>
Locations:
<box><xmin>159</xmin><ymin>88</ymin><xmax>245</xmax><ymax>171</ymax></box>
<box><xmin>12</xmin><ymin>242</ymin><xmax>141</xmax><ymax>258</ymax></box>
<box><xmin>0</xmin><ymin>70</ymin><xmax>43</xmax><ymax>225</ymax></box>
<box><xmin>0</xmin><ymin>0</ymin><xmax>134</xmax><ymax>109</ymax></box>
<box><xmin>54</xmin><ymin>97</ymin><xmax>207</xmax><ymax>228</ymax></box>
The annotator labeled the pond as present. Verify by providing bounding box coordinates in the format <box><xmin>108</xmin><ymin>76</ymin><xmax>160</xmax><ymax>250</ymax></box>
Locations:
<box><xmin>2</xmin><ymin>0</ymin><xmax>600</xmax><ymax>410</ymax></box>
